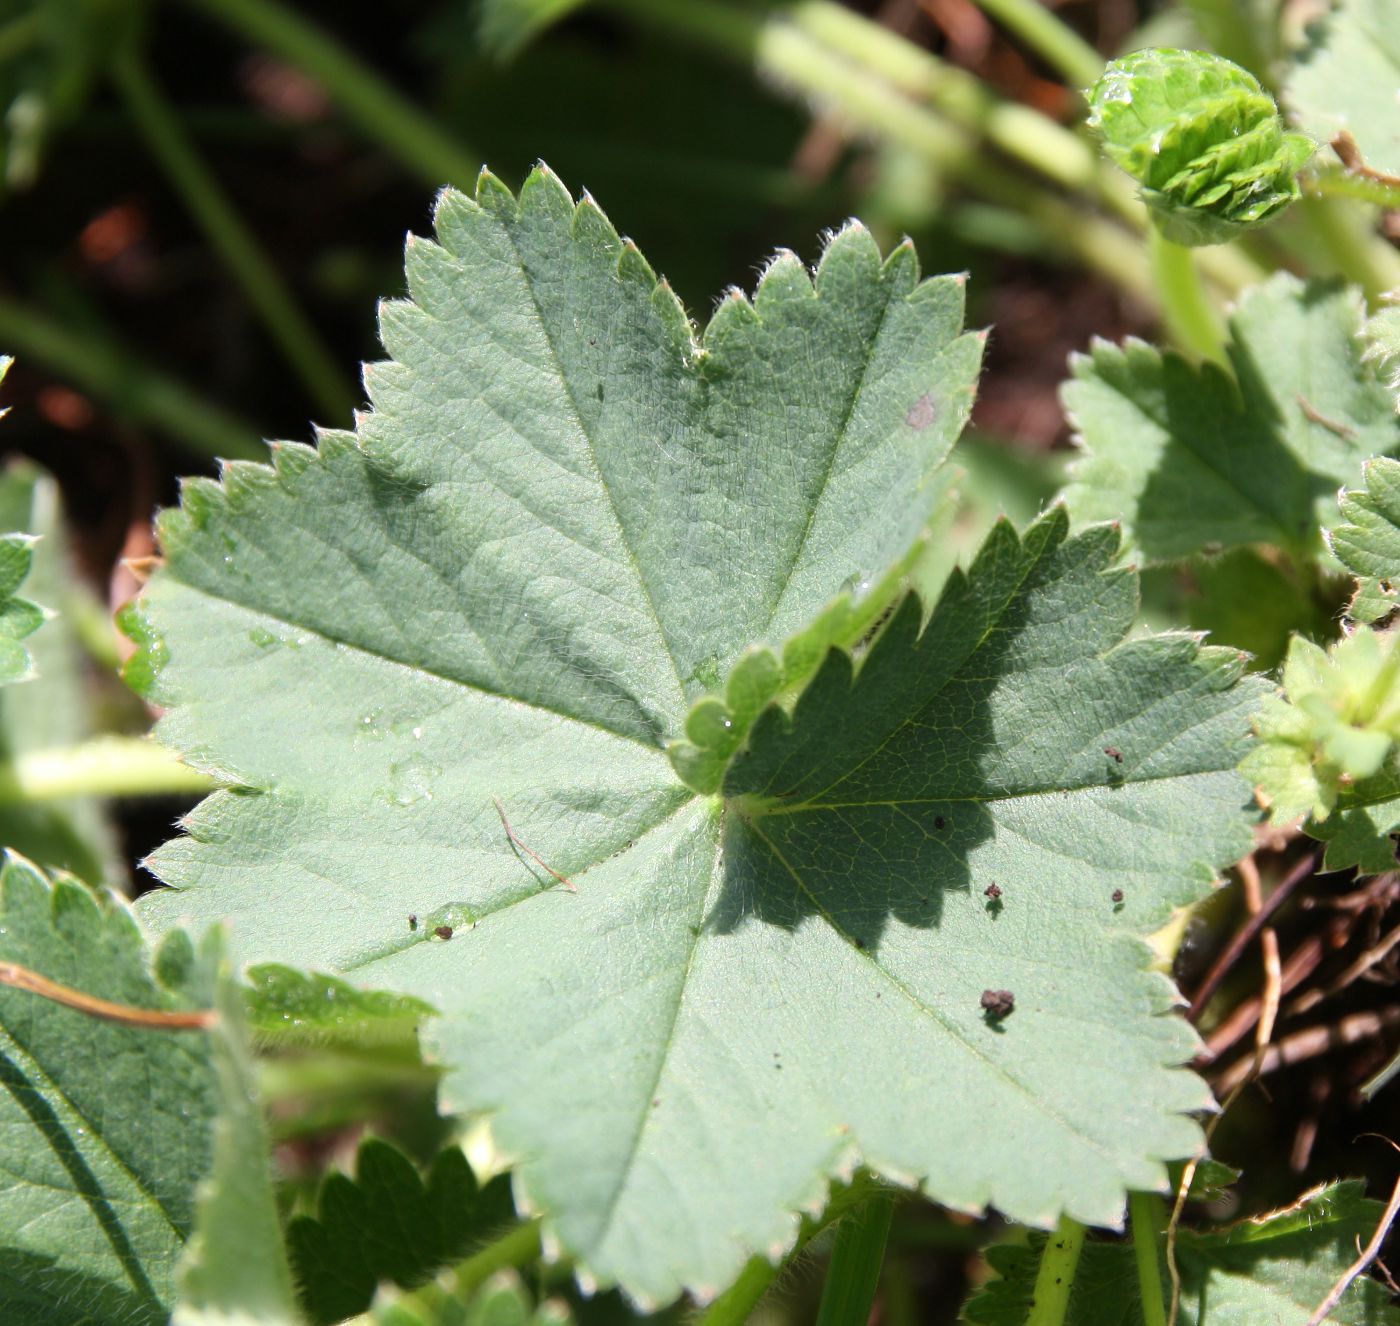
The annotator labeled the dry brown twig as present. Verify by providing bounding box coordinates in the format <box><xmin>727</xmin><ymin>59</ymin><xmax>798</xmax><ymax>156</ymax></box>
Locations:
<box><xmin>1302</xmin><ymin>1140</ymin><xmax>1400</xmax><ymax>1326</ymax></box>
<box><xmin>0</xmin><ymin>960</ymin><xmax>216</xmax><ymax>1030</ymax></box>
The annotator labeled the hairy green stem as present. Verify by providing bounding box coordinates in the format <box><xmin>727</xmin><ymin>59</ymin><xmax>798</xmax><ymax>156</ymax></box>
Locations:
<box><xmin>181</xmin><ymin>0</ymin><xmax>480</xmax><ymax>189</ymax></box>
<box><xmin>1025</xmin><ymin>1216</ymin><xmax>1087</xmax><ymax>1326</ymax></box>
<box><xmin>1149</xmin><ymin>228</ymin><xmax>1227</xmax><ymax>362</ymax></box>
<box><xmin>1297</xmin><ymin>195</ymin><xmax>1400</xmax><ymax>304</ymax></box>
<box><xmin>1130</xmin><ymin>1193</ymin><xmax>1169</xmax><ymax>1326</ymax></box>
<box><xmin>815</xmin><ymin>1190</ymin><xmax>896</xmax><ymax>1326</ymax></box>
<box><xmin>111</xmin><ymin>48</ymin><xmax>355</xmax><ymax>424</ymax></box>
<box><xmin>697</xmin><ymin>1177</ymin><xmax>887</xmax><ymax>1326</ymax></box>
<box><xmin>348</xmin><ymin>1220</ymin><xmax>544</xmax><ymax>1322</ymax></box>
<box><xmin>1309</xmin><ymin>164</ymin><xmax>1400</xmax><ymax>213</ymax></box>
<box><xmin>965</xmin><ymin>0</ymin><xmax>1103</xmax><ymax>89</ymax></box>
<box><xmin>0</xmin><ymin>292</ymin><xmax>263</xmax><ymax>460</ymax></box>
<box><xmin>0</xmin><ymin>738</ymin><xmax>215</xmax><ymax>804</ymax></box>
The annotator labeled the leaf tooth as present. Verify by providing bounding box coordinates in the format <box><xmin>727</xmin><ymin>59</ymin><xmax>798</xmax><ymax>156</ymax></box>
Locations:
<box><xmin>269</xmin><ymin>440</ymin><xmax>317</xmax><ymax>483</ymax></box>
<box><xmin>616</xmin><ymin>237</ymin><xmax>657</xmax><ymax>289</ymax></box>
<box><xmin>752</xmin><ymin>249</ymin><xmax>816</xmax><ymax>315</ymax></box>
<box><xmin>517</xmin><ymin>160</ymin><xmax>577</xmax><ymax>229</ymax></box>
<box><xmin>217</xmin><ymin>460</ymin><xmax>278</xmax><ymax>507</ymax></box>
<box><xmin>702</xmin><ymin>287</ymin><xmax>761</xmax><ymax>346</ymax></box>
<box><xmin>175</xmin><ymin>475</ymin><xmax>229</xmax><ymax>530</ymax></box>
<box><xmin>812</xmin><ymin>218</ymin><xmax>882</xmax><ymax>294</ymax></box>
<box><xmin>471</xmin><ymin>167</ymin><xmax>516</xmax><ymax>217</ymax></box>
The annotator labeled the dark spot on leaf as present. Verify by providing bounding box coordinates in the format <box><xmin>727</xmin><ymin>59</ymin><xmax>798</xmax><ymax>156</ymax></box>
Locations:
<box><xmin>1111</xmin><ymin>888</ymin><xmax>1124</xmax><ymax>904</ymax></box>
<box><xmin>434</xmin><ymin>925</ymin><xmax>453</xmax><ymax>941</ymax></box>
<box><xmin>854</xmin><ymin>938</ymin><xmax>866</xmax><ymax>950</ymax></box>
<box><xmin>408</xmin><ymin>915</ymin><xmax>418</xmax><ymax>931</ymax></box>
<box><xmin>980</xmin><ymin>989</ymin><xmax>1015</xmax><ymax>1019</ymax></box>
<box><xmin>596</xmin><ymin>382</ymin><xmax>604</xmax><ymax>401</ymax></box>
<box><xmin>934</xmin><ymin>816</ymin><xmax>946</xmax><ymax>829</ymax></box>
<box><xmin>1104</xmin><ymin>746</ymin><xmax>1123</xmax><ymax>763</ymax></box>
<box><xmin>905</xmin><ymin>392</ymin><xmax>937</xmax><ymax>431</ymax></box>
<box><xmin>652</xmin><ymin>1098</ymin><xmax>660</xmax><ymax>1107</ymax></box>
<box><xmin>984</xmin><ymin>883</ymin><xmax>1002</xmax><ymax>900</ymax></box>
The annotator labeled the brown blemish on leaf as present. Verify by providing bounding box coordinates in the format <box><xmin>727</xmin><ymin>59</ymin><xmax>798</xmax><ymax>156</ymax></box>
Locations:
<box><xmin>905</xmin><ymin>393</ymin><xmax>938</xmax><ymax>431</ymax></box>
<box><xmin>434</xmin><ymin>925</ymin><xmax>454</xmax><ymax>941</ymax></box>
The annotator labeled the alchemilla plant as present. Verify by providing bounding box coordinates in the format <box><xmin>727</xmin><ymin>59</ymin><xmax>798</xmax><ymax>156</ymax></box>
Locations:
<box><xmin>3</xmin><ymin>4</ymin><xmax>1400</xmax><ymax>1325</ymax></box>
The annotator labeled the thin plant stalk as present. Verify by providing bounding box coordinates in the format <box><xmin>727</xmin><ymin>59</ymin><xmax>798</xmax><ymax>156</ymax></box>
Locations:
<box><xmin>0</xmin><ymin>737</ymin><xmax>216</xmax><ymax>805</ymax></box>
<box><xmin>181</xmin><ymin>0</ymin><xmax>480</xmax><ymax>190</ymax></box>
<box><xmin>814</xmin><ymin>1190</ymin><xmax>897</xmax><ymax>1326</ymax></box>
<box><xmin>1149</xmin><ymin>228</ymin><xmax>1227</xmax><ymax>363</ymax></box>
<box><xmin>1130</xmin><ymin>1192</ymin><xmax>1169</xmax><ymax>1326</ymax></box>
<box><xmin>0</xmin><ymin>292</ymin><xmax>263</xmax><ymax>461</ymax></box>
<box><xmin>110</xmin><ymin>48</ymin><xmax>354</xmax><ymax>424</ymax></box>
<box><xmin>964</xmin><ymin>0</ymin><xmax>1103</xmax><ymax>89</ymax></box>
<box><xmin>1297</xmin><ymin>195</ymin><xmax>1400</xmax><ymax>304</ymax></box>
<box><xmin>1025</xmin><ymin>1216</ymin><xmax>1087</xmax><ymax>1326</ymax></box>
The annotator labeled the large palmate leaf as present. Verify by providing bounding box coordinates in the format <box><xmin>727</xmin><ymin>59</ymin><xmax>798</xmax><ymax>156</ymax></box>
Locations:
<box><xmin>1287</xmin><ymin>0</ymin><xmax>1400</xmax><ymax>177</ymax></box>
<box><xmin>0</xmin><ymin>854</ymin><xmax>224</xmax><ymax>1323</ymax></box>
<box><xmin>130</xmin><ymin>170</ymin><xmax>1262</xmax><ymax>1304</ymax></box>
<box><xmin>1063</xmin><ymin>274</ymin><xmax>1400</xmax><ymax>565</ymax></box>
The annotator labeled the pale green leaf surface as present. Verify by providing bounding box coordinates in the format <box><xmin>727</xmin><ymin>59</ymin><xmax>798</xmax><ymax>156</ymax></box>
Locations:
<box><xmin>964</xmin><ymin>1180</ymin><xmax>1398</xmax><ymax>1324</ymax></box>
<box><xmin>1063</xmin><ymin>274</ymin><xmax>1400</xmax><ymax>564</ymax></box>
<box><xmin>131</xmin><ymin>173</ymin><xmax>1259</xmax><ymax>1304</ymax></box>
<box><xmin>173</xmin><ymin>953</ymin><xmax>299</xmax><ymax>1326</ymax></box>
<box><xmin>0</xmin><ymin>461</ymin><xmax>123</xmax><ymax>883</ymax></box>
<box><xmin>1288</xmin><ymin>0</ymin><xmax>1400</xmax><ymax>176</ymax></box>
<box><xmin>1330</xmin><ymin>456</ymin><xmax>1400</xmax><ymax>623</ymax></box>
<box><xmin>0</xmin><ymin>853</ymin><xmax>221</xmax><ymax>1324</ymax></box>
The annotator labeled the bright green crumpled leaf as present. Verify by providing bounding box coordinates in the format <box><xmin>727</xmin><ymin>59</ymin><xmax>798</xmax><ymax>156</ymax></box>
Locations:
<box><xmin>289</xmin><ymin>1137</ymin><xmax>514</xmax><ymax>1325</ymax></box>
<box><xmin>1330</xmin><ymin>456</ymin><xmax>1400</xmax><ymax>623</ymax></box>
<box><xmin>1241</xmin><ymin>625</ymin><xmax>1400</xmax><ymax>871</ymax></box>
<box><xmin>130</xmin><ymin>169</ymin><xmax>1262</xmax><ymax>1305</ymax></box>
<box><xmin>0</xmin><ymin>852</ymin><xmax>285</xmax><ymax>1325</ymax></box>
<box><xmin>1287</xmin><ymin>0</ymin><xmax>1400</xmax><ymax>178</ymax></box>
<box><xmin>1063</xmin><ymin>273</ymin><xmax>1400</xmax><ymax>565</ymax></box>
<box><xmin>1087</xmin><ymin>49</ymin><xmax>1313</xmax><ymax>247</ymax></box>
<box><xmin>963</xmin><ymin>1180</ymin><xmax>1400</xmax><ymax>1325</ymax></box>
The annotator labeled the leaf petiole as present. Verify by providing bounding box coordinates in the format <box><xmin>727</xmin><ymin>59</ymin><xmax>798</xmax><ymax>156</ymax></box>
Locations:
<box><xmin>1025</xmin><ymin>1216</ymin><xmax>1086</xmax><ymax>1326</ymax></box>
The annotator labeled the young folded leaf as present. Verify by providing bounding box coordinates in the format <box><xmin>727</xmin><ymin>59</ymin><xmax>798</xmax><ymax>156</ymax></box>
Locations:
<box><xmin>1087</xmin><ymin>48</ymin><xmax>1313</xmax><ymax>246</ymax></box>
<box><xmin>128</xmin><ymin>170</ymin><xmax>1265</xmax><ymax>1305</ymax></box>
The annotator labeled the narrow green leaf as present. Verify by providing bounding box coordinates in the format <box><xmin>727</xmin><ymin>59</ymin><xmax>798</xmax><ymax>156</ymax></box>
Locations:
<box><xmin>172</xmin><ymin>953</ymin><xmax>300</xmax><ymax>1326</ymax></box>
<box><xmin>244</xmin><ymin>964</ymin><xmax>434</xmax><ymax>1048</ymax></box>
<box><xmin>1063</xmin><ymin>274</ymin><xmax>1400</xmax><ymax>564</ymax></box>
<box><xmin>964</xmin><ymin>1180</ymin><xmax>1400</xmax><ymax>1325</ymax></box>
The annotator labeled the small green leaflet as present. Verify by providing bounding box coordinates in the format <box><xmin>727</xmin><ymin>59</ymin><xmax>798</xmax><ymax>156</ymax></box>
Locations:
<box><xmin>1330</xmin><ymin>456</ymin><xmax>1400</xmax><ymax>623</ymax></box>
<box><xmin>0</xmin><ymin>460</ymin><xmax>125</xmax><ymax>883</ymax></box>
<box><xmin>289</xmin><ymin>1137</ymin><xmax>514</xmax><ymax>1325</ymax></box>
<box><xmin>1288</xmin><ymin>0</ymin><xmax>1400</xmax><ymax>177</ymax></box>
<box><xmin>963</xmin><ymin>1181</ymin><xmax>1400</xmax><ymax>1325</ymax></box>
<box><xmin>1063</xmin><ymin>274</ymin><xmax>1400</xmax><ymax>565</ymax></box>
<box><xmin>0</xmin><ymin>361</ymin><xmax>50</xmax><ymax>688</ymax></box>
<box><xmin>0</xmin><ymin>853</ymin><xmax>291</xmax><ymax>1325</ymax></box>
<box><xmin>130</xmin><ymin>168</ymin><xmax>1263</xmax><ymax>1304</ymax></box>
